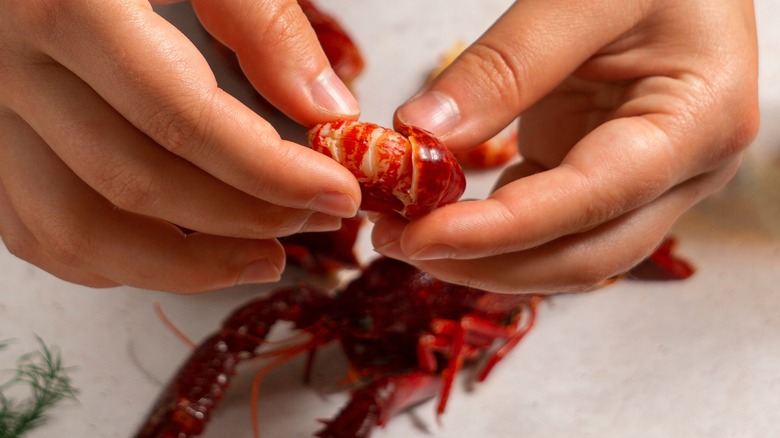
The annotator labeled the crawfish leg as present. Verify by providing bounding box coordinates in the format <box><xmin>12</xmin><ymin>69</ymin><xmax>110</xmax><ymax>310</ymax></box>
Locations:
<box><xmin>423</xmin><ymin>314</ymin><xmax>533</xmax><ymax>415</ymax></box>
<box><xmin>315</xmin><ymin>372</ymin><xmax>441</xmax><ymax>438</ymax></box>
<box><xmin>627</xmin><ymin>237</ymin><xmax>695</xmax><ymax>280</ymax></box>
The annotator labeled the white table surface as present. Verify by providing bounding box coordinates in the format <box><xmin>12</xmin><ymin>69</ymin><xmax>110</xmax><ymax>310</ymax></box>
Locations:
<box><xmin>1</xmin><ymin>1</ymin><xmax>779</xmax><ymax>437</ymax></box>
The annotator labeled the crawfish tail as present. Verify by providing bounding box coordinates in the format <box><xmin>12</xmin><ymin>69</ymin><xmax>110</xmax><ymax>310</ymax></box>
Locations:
<box><xmin>134</xmin><ymin>331</ymin><xmax>264</xmax><ymax>438</ymax></box>
<box><xmin>135</xmin><ymin>285</ymin><xmax>334</xmax><ymax>438</ymax></box>
<box><xmin>308</xmin><ymin>120</ymin><xmax>465</xmax><ymax>219</ymax></box>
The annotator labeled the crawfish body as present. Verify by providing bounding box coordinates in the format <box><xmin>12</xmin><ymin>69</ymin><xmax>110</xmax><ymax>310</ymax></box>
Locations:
<box><xmin>135</xmin><ymin>257</ymin><xmax>538</xmax><ymax>438</ymax></box>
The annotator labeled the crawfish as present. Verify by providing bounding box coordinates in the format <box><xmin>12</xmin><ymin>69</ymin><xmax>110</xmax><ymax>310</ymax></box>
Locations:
<box><xmin>280</xmin><ymin>215</ymin><xmax>364</xmax><ymax>276</ymax></box>
<box><xmin>134</xmin><ymin>257</ymin><xmax>539</xmax><ymax>438</ymax></box>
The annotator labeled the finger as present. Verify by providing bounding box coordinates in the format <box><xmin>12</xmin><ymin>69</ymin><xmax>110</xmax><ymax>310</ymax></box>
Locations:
<box><xmin>6</xmin><ymin>61</ymin><xmax>341</xmax><ymax>238</ymax></box>
<box><xmin>378</xmin><ymin>105</ymin><xmax>745</xmax><ymax>262</ymax></box>
<box><xmin>16</xmin><ymin>2</ymin><xmax>360</xmax><ymax>215</ymax></box>
<box><xmin>395</xmin><ymin>0</ymin><xmax>642</xmax><ymax>149</ymax></box>
<box><xmin>0</xmin><ymin>113</ymin><xmax>285</xmax><ymax>293</ymax></box>
<box><xmin>374</xmin><ymin>161</ymin><xmax>739</xmax><ymax>294</ymax></box>
<box><xmin>191</xmin><ymin>0</ymin><xmax>360</xmax><ymax>123</ymax></box>
<box><xmin>0</xmin><ymin>181</ymin><xmax>117</xmax><ymax>288</ymax></box>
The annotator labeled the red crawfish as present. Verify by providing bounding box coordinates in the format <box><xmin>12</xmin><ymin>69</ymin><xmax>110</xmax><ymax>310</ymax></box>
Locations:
<box><xmin>308</xmin><ymin>120</ymin><xmax>466</xmax><ymax>219</ymax></box>
<box><xmin>133</xmin><ymin>256</ymin><xmax>540</xmax><ymax>438</ymax></box>
<box><xmin>452</xmin><ymin>123</ymin><xmax>519</xmax><ymax>169</ymax></box>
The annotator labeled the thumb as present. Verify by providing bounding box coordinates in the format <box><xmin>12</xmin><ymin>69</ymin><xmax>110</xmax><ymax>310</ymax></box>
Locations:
<box><xmin>395</xmin><ymin>0</ymin><xmax>640</xmax><ymax>150</ymax></box>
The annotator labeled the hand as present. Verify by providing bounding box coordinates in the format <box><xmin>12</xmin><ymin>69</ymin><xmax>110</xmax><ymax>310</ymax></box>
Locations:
<box><xmin>375</xmin><ymin>0</ymin><xmax>759</xmax><ymax>293</ymax></box>
<box><xmin>0</xmin><ymin>0</ymin><xmax>361</xmax><ymax>293</ymax></box>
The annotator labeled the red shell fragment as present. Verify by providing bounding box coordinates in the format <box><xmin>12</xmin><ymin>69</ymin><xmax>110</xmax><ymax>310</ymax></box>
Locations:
<box><xmin>452</xmin><ymin>122</ymin><xmax>519</xmax><ymax>169</ymax></box>
<box><xmin>628</xmin><ymin>237</ymin><xmax>695</xmax><ymax>280</ymax></box>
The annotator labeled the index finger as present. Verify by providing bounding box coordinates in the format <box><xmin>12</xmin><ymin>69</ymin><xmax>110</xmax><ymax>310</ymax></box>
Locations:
<box><xmin>23</xmin><ymin>1</ymin><xmax>360</xmax><ymax>214</ymax></box>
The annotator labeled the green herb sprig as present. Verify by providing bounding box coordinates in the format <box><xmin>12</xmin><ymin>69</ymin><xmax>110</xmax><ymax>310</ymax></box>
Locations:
<box><xmin>0</xmin><ymin>337</ymin><xmax>79</xmax><ymax>438</ymax></box>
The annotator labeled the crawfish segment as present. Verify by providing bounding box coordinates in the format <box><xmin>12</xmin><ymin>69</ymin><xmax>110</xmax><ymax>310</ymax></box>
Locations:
<box><xmin>308</xmin><ymin>120</ymin><xmax>466</xmax><ymax>219</ymax></box>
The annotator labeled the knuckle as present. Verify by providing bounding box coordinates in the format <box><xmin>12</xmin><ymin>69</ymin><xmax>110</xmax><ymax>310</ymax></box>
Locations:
<box><xmin>8</xmin><ymin>0</ymin><xmax>87</xmax><ymax>47</ymax></box>
<box><xmin>142</xmin><ymin>96</ymin><xmax>214</xmax><ymax>158</ymax></box>
<box><xmin>578</xmin><ymin>192</ymin><xmax>626</xmax><ymax>231</ymax></box>
<box><xmin>254</xmin><ymin>0</ymin><xmax>306</xmax><ymax>48</ymax></box>
<box><xmin>37</xmin><ymin>218</ymin><xmax>91</xmax><ymax>268</ymax></box>
<box><xmin>460</xmin><ymin>39</ymin><xmax>529</xmax><ymax>107</ymax></box>
<box><xmin>566</xmin><ymin>168</ymin><xmax>628</xmax><ymax>233</ymax></box>
<box><xmin>725</xmin><ymin>100</ymin><xmax>760</xmax><ymax>156</ymax></box>
<box><xmin>685</xmin><ymin>73</ymin><xmax>760</xmax><ymax>163</ymax></box>
<box><xmin>250</xmin><ymin>139</ymin><xmax>296</xmax><ymax>195</ymax></box>
<box><xmin>5</xmin><ymin>0</ymin><xmax>56</xmax><ymax>35</ymax></box>
<box><xmin>99</xmin><ymin>166</ymin><xmax>159</xmax><ymax>213</ymax></box>
<box><xmin>562</xmin><ymin>258</ymin><xmax>624</xmax><ymax>292</ymax></box>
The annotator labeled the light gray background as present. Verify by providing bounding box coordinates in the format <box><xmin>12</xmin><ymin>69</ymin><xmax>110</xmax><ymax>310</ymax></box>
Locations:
<box><xmin>1</xmin><ymin>1</ymin><xmax>778</xmax><ymax>437</ymax></box>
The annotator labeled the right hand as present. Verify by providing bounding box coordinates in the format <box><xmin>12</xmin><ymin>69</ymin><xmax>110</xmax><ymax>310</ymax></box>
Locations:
<box><xmin>0</xmin><ymin>0</ymin><xmax>361</xmax><ymax>293</ymax></box>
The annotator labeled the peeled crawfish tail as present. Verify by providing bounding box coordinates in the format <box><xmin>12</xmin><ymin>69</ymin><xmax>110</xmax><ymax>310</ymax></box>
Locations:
<box><xmin>308</xmin><ymin>120</ymin><xmax>466</xmax><ymax>219</ymax></box>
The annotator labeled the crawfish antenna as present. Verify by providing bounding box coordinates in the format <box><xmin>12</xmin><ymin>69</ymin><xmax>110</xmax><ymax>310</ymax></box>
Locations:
<box><xmin>153</xmin><ymin>302</ymin><xmax>196</xmax><ymax>349</ymax></box>
<box><xmin>249</xmin><ymin>338</ymin><xmax>327</xmax><ymax>438</ymax></box>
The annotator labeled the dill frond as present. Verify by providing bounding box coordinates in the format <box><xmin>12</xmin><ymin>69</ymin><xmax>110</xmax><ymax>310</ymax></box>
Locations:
<box><xmin>0</xmin><ymin>336</ymin><xmax>79</xmax><ymax>438</ymax></box>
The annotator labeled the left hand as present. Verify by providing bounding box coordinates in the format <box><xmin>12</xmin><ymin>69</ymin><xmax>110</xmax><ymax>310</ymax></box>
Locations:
<box><xmin>372</xmin><ymin>0</ymin><xmax>759</xmax><ymax>294</ymax></box>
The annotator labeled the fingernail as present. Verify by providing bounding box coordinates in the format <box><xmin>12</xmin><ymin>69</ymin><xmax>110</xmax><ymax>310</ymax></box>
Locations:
<box><xmin>371</xmin><ymin>217</ymin><xmax>406</xmax><ymax>259</ymax></box>
<box><xmin>375</xmin><ymin>240</ymin><xmax>405</xmax><ymax>260</ymax></box>
<box><xmin>309</xmin><ymin>192</ymin><xmax>358</xmax><ymax>218</ymax></box>
<box><xmin>365</xmin><ymin>212</ymin><xmax>385</xmax><ymax>223</ymax></box>
<box><xmin>311</xmin><ymin>68</ymin><xmax>360</xmax><ymax>116</ymax></box>
<box><xmin>396</xmin><ymin>91</ymin><xmax>460</xmax><ymax>137</ymax></box>
<box><xmin>300</xmin><ymin>213</ymin><xmax>342</xmax><ymax>233</ymax></box>
<box><xmin>237</xmin><ymin>259</ymin><xmax>281</xmax><ymax>285</ymax></box>
<box><xmin>410</xmin><ymin>244</ymin><xmax>457</xmax><ymax>260</ymax></box>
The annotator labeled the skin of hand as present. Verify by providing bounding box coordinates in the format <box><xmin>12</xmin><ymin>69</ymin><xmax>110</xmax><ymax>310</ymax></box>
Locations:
<box><xmin>375</xmin><ymin>0</ymin><xmax>760</xmax><ymax>294</ymax></box>
<box><xmin>0</xmin><ymin>0</ymin><xmax>362</xmax><ymax>293</ymax></box>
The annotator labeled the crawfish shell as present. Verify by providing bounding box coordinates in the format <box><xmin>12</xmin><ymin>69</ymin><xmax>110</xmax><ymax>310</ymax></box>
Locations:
<box><xmin>308</xmin><ymin>120</ymin><xmax>465</xmax><ymax>218</ymax></box>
